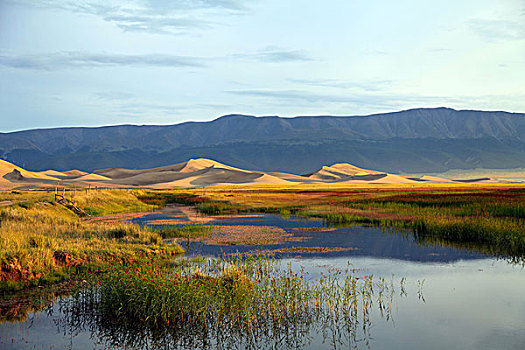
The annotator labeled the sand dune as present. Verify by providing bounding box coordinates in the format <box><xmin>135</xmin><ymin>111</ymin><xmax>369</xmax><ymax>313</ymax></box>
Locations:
<box><xmin>95</xmin><ymin>158</ymin><xmax>247</xmax><ymax>180</ymax></box>
<box><xmin>72</xmin><ymin>173</ymin><xmax>112</xmax><ymax>181</ymax></box>
<box><xmin>62</xmin><ymin>170</ymin><xmax>88</xmax><ymax>177</ymax></box>
<box><xmin>0</xmin><ymin>158</ymin><xmax>520</xmax><ymax>190</ymax></box>
<box><xmin>36</xmin><ymin>170</ymin><xmax>66</xmax><ymax>178</ymax></box>
<box><xmin>418</xmin><ymin>175</ymin><xmax>456</xmax><ymax>183</ymax></box>
<box><xmin>305</xmin><ymin>163</ymin><xmax>384</xmax><ymax>181</ymax></box>
<box><xmin>151</xmin><ymin>168</ymin><xmax>291</xmax><ymax>189</ymax></box>
<box><xmin>0</xmin><ymin>160</ymin><xmax>60</xmax><ymax>188</ymax></box>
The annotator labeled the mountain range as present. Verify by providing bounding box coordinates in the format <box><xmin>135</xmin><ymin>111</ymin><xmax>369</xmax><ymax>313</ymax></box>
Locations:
<box><xmin>1</xmin><ymin>107</ymin><xmax>524</xmax><ymax>174</ymax></box>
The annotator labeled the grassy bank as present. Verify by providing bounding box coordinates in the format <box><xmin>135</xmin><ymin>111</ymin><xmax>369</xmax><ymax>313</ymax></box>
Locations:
<box><xmin>0</xmin><ymin>189</ymin><xmax>183</xmax><ymax>293</ymax></box>
<box><xmin>150</xmin><ymin>185</ymin><xmax>525</xmax><ymax>258</ymax></box>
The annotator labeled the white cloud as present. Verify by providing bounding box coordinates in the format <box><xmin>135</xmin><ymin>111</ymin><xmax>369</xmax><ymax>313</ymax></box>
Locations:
<box><xmin>0</xmin><ymin>51</ymin><xmax>205</xmax><ymax>70</ymax></box>
<box><xmin>233</xmin><ymin>47</ymin><xmax>313</xmax><ymax>62</ymax></box>
<box><xmin>468</xmin><ymin>19</ymin><xmax>525</xmax><ymax>42</ymax></box>
<box><xmin>10</xmin><ymin>0</ymin><xmax>250</xmax><ymax>34</ymax></box>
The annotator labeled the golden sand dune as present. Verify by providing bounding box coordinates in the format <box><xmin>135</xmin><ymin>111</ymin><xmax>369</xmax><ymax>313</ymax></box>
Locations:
<box><xmin>72</xmin><ymin>173</ymin><xmax>112</xmax><ymax>181</ymax></box>
<box><xmin>95</xmin><ymin>158</ymin><xmax>246</xmax><ymax>180</ymax></box>
<box><xmin>418</xmin><ymin>175</ymin><xmax>456</xmax><ymax>183</ymax></box>
<box><xmin>0</xmin><ymin>160</ymin><xmax>60</xmax><ymax>186</ymax></box>
<box><xmin>269</xmin><ymin>172</ymin><xmax>321</xmax><ymax>183</ymax></box>
<box><xmin>62</xmin><ymin>170</ymin><xmax>88</xmax><ymax>177</ymax></box>
<box><xmin>337</xmin><ymin>174</ymin><xmax>417</xmax><ymax>185</ymax></box>
<box><xmin>0</xmin><ymin>158</ymin><xmax>520</xmax><ymax>190</ymax></box>
<box><xmin>36</xmin><ymin>170</ymin><xmax>66</xmax><ymax>178</ymax></box>
<box><xmin>305</xmin><ymin>163</ymin><xmax>384</xmax><ymax>181</ymax></box>
<box><xmin>0</xmin><ymin>160</ymin><xmax>58</xmax><ymax>181</ymax></box>
<box><xmin>151</xmin><ymin>168</ymin><xmax>293</xmax><ymax>189</ymax></box>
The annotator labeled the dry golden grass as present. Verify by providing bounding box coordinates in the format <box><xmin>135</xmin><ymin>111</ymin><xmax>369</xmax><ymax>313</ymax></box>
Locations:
<box><xmin>0</xmin><ymin>189</ymin><xmax>183</xmax><ymax>291</ymax></box>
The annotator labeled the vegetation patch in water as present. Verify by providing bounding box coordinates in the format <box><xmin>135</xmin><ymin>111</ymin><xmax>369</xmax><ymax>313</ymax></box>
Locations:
<box><xmin>202</xmin><ymin>225</ymin><xmax>308</xmax><ymax>246</ymax></box>
<box><xmin>263</xmin><ymin>247</ymin><xmax>357</xmax><ymax>254</ymax></box>
<box><xmin>153</xmin><ymin>224</ymin><xmax>212</xmax><ymax>239</ymax></box>
<box><xmin>292</xmin><ymin>227</ymin><xmax>337</xmax><ymax>232</ymax></box>
<box><xmin>65</xmin><ymin>255</ymin><xmax>412</xmax><ymax>349</ymax></box>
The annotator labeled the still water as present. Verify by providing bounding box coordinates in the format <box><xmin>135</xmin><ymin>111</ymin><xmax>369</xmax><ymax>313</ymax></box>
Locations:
<box><xmin>1</xmin><ymin>213</ymin><xmax>524</xmax><ymax>349</ymax></box>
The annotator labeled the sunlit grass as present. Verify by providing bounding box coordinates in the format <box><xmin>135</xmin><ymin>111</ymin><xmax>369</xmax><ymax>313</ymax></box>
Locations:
<box><xmin>0</xmin><ymin>190</ymin><xmax>183</xmax><ymax>292</ymax></box>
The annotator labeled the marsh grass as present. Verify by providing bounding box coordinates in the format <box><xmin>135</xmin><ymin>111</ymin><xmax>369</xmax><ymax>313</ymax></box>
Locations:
<box><xmin>0</xmin><ymin>190</ymin><xmax>183</xmax><ymax>292</ymax></box>
<box><xmin>153</xmin><ymin>225</ymin><xmax>212</xmax><ymax>239</ymax></box>
<box><xmin>64</xmin><ymin>255</ymin><xmax>408</xmax><ymax>349</ymax></box>
<box><xmin>165</xmin><ymin>186</ymin><xmax>525</xmax><ymax>258</ymax></box>
<box><xmin>72</xmin><ymin>189</ymin><xmax>157</xmax><ymax>216</ymax></box>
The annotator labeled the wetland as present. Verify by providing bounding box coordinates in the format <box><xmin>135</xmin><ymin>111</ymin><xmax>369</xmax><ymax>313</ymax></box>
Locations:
<box><xmin>1</xmin><ymin>186</ymin><xmax>524</xmax><ymax>349</ymax></box>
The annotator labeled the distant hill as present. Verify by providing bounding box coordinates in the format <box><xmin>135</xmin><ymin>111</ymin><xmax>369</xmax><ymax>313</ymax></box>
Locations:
<box><xmin>1</xmin><ymin>107</ymin><xmax>524</xmax><ymax>174</ymax></box>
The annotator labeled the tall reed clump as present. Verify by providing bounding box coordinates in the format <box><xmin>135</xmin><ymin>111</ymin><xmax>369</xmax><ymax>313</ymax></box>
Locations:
<box><xmin>413</xmin><ymin>216</ymin><xmax>525</xmax><ymax>258</ymax></box>
<box><xmin>70</xmin><ymin>255</ymin><xmax>405</xmax><ymax>349</ymax></box>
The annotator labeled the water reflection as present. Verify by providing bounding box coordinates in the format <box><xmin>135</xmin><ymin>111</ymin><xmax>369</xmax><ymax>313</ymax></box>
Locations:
<box><xmin>51</xmin><ymin>259</ymin><xmax>405</xmax><ymax>350</ymax></box>
<box><xmin>135</xmin><ymin>213</ymin><xmax>490</xmax><ymax>263</ymax></box>
<box><xmin>1</xmin><ymin>257</ymin><xmax>524</xmax><ymax>350</ymax></box>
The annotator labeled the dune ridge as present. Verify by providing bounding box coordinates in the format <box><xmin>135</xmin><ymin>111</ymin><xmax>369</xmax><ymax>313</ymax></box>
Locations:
<box><xmin>0</xmin><ymin>158</ymin><xmax>519</xmax><ymax>190</ymax></box>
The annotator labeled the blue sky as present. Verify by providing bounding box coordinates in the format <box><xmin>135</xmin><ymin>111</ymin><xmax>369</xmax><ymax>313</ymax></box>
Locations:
<box><xmin>1</xmin><ymin>0</ymin><xmax>524</xmax><ymax>131</ymax></box>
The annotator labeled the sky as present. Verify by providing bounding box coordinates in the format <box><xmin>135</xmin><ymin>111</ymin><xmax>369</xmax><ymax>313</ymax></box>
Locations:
<box><xmin>0</xmin><ymin>0</ymin><xmax>524</xmax><ymax>132</ymax></box>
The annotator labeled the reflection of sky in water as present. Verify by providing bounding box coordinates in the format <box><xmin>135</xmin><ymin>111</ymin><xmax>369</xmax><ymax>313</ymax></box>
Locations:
<box><xmin>1</xmin><ymin>257</ymin><xmax>523</xmax><ymax>350</ymax></box>
<box><xmin>268</xmin><ymin>257</ymin><xmax>525</xmax><ymax>350</ymax></box>
<box><xmin>1</xmin><ymin>213</ymin><xmax>524</xmax><ymax>349</ymax></box>
<box><xmin>135</xmin><ymin>213</ymin><xmax>488</xmax><ymax>263</ymax></box>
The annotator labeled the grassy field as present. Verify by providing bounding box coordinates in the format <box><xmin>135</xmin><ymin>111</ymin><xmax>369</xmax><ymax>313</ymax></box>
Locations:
<box><xmin>0</xmin><ymin>189</ymin><xmax>183</xmax><ymax>292</ymax></box>
<box><xmin>144</xmin><ymin>184</ymin><xmax>525</xmax><ymax>259</ymax></box>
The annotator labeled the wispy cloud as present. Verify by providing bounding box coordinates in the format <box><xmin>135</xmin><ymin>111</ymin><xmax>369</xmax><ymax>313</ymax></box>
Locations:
<box><xmin>468</xmin><ymin>19</ymin><xmax>525</xmax><ymax>42</ymax></box>
<box><xmin>11</xmin><ymin>0</ymin><xmax>249</xmax><ymax>34</ymax></box>
<box><xmin>94</xmin><ymin>91</ymin><xmax>136</xmax><ymax>101</ymax></box>
<box><xmin>227</xmin><ymin>89</ymin><xmax>357</xmax><ymax>103</ymax></box>
<box><xmin>110</xmin><ymin>102</ymin><xmax>184</xmax><ymax>116</ymax></box>
<box><xmin>104</xmin><ymin>14</ymin><xmax>210</xmax><ymax>33</ymax></box>
<box><xmin>233</xmin><ymin>47</ymin><xmax>314</xmax><ymax>63</ymax></box>
<box><xmin>226</xmin><ymin>89</ymin><xmax>462</xmax><ymax>110</ymax></box>
<box><xmin>287</xmin><ymin>78</ymin><xmax>393</xmax><ymax>92</ymax></box>
<box><xmin>88</xmin><ymin>100</ymin><xmax>188</xmax><ymax>119</ymax></box>
<box><xmin>0</xmin><ymin>51</ymin><xmax>205</xmax><ymax>70</ymax></box>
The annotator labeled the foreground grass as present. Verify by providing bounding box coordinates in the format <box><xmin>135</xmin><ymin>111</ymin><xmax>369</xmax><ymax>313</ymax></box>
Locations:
<box><xmin>64</xmin><ymin>255</ymin><xmax>405</xmax><ymax>349</ymax></box>
<box><xmin>146</xmin><ymin>185</ymin><xmax>525</xmax><ymax>258</ymax></box>
<box><xmin>0</xmin><ymin>189</ymin><xmax>183</xmax><ymax>292</ymax></box>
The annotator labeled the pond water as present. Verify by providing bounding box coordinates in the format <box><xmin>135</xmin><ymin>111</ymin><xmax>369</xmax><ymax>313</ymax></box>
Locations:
<box><xmin>1</xmin><ymin>210</ymin><xmax>524</xmax><ymax>349</ymax></box>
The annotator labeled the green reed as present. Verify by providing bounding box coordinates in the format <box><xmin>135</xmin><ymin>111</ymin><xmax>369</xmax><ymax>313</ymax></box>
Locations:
<box><xmin>68</xmin><ymin>255</ymin><xmax>411</xmax><ymax>349</ymax></box>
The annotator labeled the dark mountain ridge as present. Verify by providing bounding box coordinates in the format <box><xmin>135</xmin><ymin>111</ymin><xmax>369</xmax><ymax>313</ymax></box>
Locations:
<box><xmin>1</xmin><ymin>107</ymin><xmax>524</xmax><ymax>174</ymax></box>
